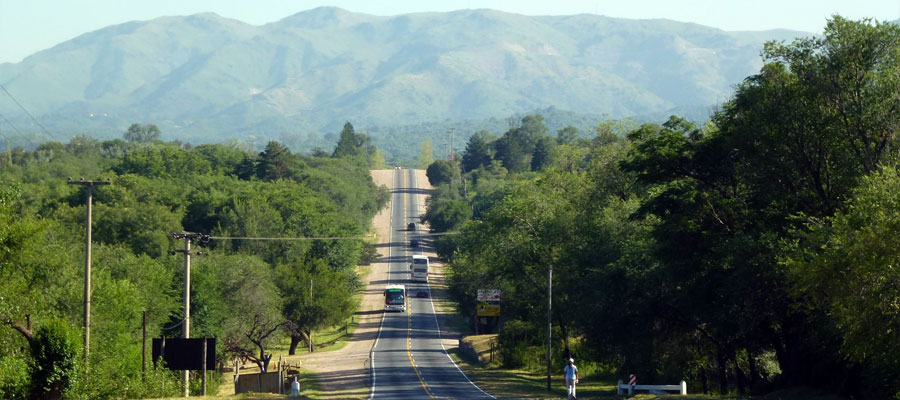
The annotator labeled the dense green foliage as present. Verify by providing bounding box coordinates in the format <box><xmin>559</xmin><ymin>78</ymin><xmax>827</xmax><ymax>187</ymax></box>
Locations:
<box><xmin>428</xmin><ymin>17</ymin><xmax>900</xmax><ymax>399</ymax></box>
<box><xmin>0</xmin><ymin>126</ymin><xmax>387</xmax><ymax>398</ymax></box>
<box><xmin>28</xmin><ymin>320</ymin><xmax>80</xmax><ymax>400</ymax></box>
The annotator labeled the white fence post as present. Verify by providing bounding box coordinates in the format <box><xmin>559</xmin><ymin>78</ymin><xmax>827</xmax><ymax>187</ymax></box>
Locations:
<box><xmin>617</xmin><ymin>380</ymin><xmax>623</xmax><ymax>395</ymax></box>
<box><xmin>680</xmin><ymin>380</ymin><xmax>687</xmax><ymax>395</ymax></box>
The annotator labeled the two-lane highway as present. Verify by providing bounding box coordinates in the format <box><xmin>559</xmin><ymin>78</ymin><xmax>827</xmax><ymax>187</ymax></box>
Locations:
<box><xmin>368</xmin><ymin>168</ymin><xmax>492</xmax><ymax>399</ymax></box>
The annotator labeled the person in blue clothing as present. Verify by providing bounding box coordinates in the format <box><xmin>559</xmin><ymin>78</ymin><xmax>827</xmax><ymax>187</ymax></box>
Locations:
<box><xmin>564</xmin><ymin>357</ymin><xmax>580</xmax><ymax>399</ymax></box>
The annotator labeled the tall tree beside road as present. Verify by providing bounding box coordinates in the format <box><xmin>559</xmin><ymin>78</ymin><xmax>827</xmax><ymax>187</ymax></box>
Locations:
<box><xmin>783</xmin><ymin>167</ymin><xmax>900</xmax><ymax>393</ymax></box>
<box><xmin>332</xmin><ymin>122</ymin><xmax>375</xmax><ymax>163</ymax></box>
<box><xmin>461</xmin><ymin>130</ymin><xmax>495</xmax><ymax>172</ymax></box>
<box><xmin>426</xmin><ymin>159</ymin><xmax>459</xmax><ymax>186</ymax></box>
<box><xmin>276</xmin><ymin>259</ymin><xmax>357</xmax><ymax>354</ymax></box>
<box><xmin>494</xmin><ymin>115</ymin><xmax>549</xmax><ymax>173</ymax></box>
<box><xmin>418</xmin><ymin>139</ymin><xmax>434</xmax><ymax>169</ymax></box>
<box><xmin>216</xmin><ymin>254</ymin><xmax>285</xmax><ymax>372</ymax></box>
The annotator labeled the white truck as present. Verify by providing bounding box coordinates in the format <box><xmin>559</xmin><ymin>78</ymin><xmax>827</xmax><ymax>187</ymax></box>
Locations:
<box><xmin>410</xmin><ymin>255</ymin><xmax>429</xmax><ymax>283</ymax></box>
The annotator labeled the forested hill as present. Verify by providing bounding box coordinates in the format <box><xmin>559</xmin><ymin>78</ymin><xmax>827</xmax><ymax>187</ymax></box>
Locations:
<box><xmin>0</xmin><ymin>7</ymin><xmax>805</xmax><ymax>148</ymax></box>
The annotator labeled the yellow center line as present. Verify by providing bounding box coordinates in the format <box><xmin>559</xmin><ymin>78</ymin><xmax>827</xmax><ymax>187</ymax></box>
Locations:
<box><xmin>405</xmin><ymin>169</ymin><xmax>435</xmax><ymax>398</ymax></box>
<box><xmin>407</xmin><ymin>300</ymin><xmax>433</xmax><ymax>397</ymax></box>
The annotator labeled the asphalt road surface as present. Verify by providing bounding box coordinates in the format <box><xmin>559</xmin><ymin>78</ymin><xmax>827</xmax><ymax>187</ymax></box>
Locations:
<box><xmin>368</xmin><ymin>168</ymin><xmax>493</xmax><ymax>399</ymax></box>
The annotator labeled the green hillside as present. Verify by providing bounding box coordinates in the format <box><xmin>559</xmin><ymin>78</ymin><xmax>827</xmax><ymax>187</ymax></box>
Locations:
<box><xmin>0</xmin><ymin>7</ymin><xmax>806</xmax><ymax>155</ymax></box>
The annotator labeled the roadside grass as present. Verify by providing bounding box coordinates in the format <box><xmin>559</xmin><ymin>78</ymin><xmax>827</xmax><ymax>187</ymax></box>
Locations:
<box><xmin>298</xmin><ymin>367</ymin><xmax>325</xmax><ymax>399</ymax></box>
<box><xmin>431</xmin><ymin>288</ymin><xmax>472</xmax><ymax>335</ymax></box>
<box><xmin>449</xmin><ymin>348</ymin><xmax>615</xmax><ymax>399</ymax></box>
<box><xmin>268</xmin><ymin>316</ymin><xmax>359</xmax><ymax>356</ymax></box>
<box><xmin>450</xmin><ymin>347</ymin><xmax>845</xmax><ymax>400</ymax></box>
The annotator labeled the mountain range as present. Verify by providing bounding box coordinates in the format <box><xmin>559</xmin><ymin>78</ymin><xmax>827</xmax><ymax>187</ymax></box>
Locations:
<box><xmin>0</xmin><ymin>7</ymin><xmax>808</xmax><ymax>156</ymax></box>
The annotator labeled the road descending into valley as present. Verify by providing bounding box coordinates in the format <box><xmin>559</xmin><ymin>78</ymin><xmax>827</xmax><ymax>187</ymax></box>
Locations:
<box><xmin>368</xmin><ymin>168</ymin><xmax>493</xmax><ymax>399</ymax></box>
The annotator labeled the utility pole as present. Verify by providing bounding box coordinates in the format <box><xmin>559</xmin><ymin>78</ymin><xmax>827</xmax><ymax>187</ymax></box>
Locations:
<box><xmin>448</xmin><ymin>128</ymin><xmax>455</xmax><ymax>160</ymax></box>
<box><xmin>171</xmin><ymin>232</ymin><xmax>207</xmax><ymax>397</ymax></box>
<box><xmin>547</xmin><ymin>264</ymin><xmax>552</xmax><ymax>391</ymax></box>
<box><xmin>67</xmin><ymin>178</ymin><xmax>110</xmax><ymax>364</ymax></box>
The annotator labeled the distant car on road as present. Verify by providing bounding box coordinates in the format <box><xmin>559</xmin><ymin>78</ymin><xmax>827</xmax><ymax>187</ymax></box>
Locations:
<box><xmin>407</xmin><ymin>222</ymin><xmax>416</xmax><ymax>231</ymax></box>
<box><xmin>410</xmin><ymin>239</ymin><xmax>419</xmax><ymax>248</ymax></box>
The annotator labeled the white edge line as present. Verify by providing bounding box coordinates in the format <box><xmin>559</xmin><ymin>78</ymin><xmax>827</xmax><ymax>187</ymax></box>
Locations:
<box><xmin>426</xmin><ymin>286</ymin><xmax>495</xmax><ymax>399</ymax></box>
<box><xmin>411</xmin><ymin>170</ymin><xmax>495</xmax><ymax>399</ymax></box>
<box><xmin>368</xmin><ymin>170</ymin><xmax>399</xmax><ymax>400</ymax></box>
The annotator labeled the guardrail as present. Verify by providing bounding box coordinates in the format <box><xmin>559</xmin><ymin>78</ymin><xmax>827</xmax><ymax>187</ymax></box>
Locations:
<box><xmin>616</xmin><ymin>380</ymin><xmax>687</xmax><ymax>396</ymax></box>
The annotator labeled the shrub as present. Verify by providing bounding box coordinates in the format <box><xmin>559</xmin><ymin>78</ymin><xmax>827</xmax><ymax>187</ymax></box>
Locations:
<box><xmin>29</xmin><ymin>320</ymin><xmax>80</xmax><ymax>400</ymax></box>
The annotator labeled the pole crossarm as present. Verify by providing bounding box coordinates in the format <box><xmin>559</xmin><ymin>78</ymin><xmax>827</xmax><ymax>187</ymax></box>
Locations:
<box><xmin>66</xmin><ymin>178</ymin><xmax>111</xmax><ymax>188</ymax></box>
<box><xmin>172</xmin><ymin>232</ymin><xmax>210</xmax><ymax>243</ymax></box>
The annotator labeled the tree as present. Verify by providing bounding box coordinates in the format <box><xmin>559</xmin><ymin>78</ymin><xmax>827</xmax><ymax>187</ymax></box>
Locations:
<box><xmin>461</xmin><ymin>131</ymin><xmax>495</xmax><ymax>172</ymax></box>
<box><xmin>530</xmin><ymin>136</ymin><xmax>555</xmax><ymax>171</ymax></box>
<box><xmin>66</xmin><ymin>135</ymin><xmax>101</xmax><ymax>156</ymax></box>
<box><xmin>123</xmin><ymin>124</ymin><xmax>161</xmax><ymax>143</ymax></box>
<box><xmin>371</xmin><ymin>149</ymin><xmax>386</xmax><ymax>169</ymax></box>
<box><xmin>332</xmin><ymin>122</ymin><xmax>374</xmax><ymax>161</ymax></box>
<box><xmin>556</xmin><ymin>126</ymin><xmax>579</xmax><ymax>145</ymax></box>
<box><xmin>257</xmin><ymin>141</ymin><xmax>299</xmax><ymax>181</ymax></box>
<box><xmin>276</xmin><ymin>259</ymin><xmax>357</xmax><ymax>354</ymax></box>
<box><xmin>418</xmin><ymin>140</ymin><xmax>434</xmax><ymax>169</ymax></box>
<box><xmin>426</xmin><ymin>159</ymin><xmax>459</xmax><ymax>186</ymax></box>
<box><xmin>192</xmin><ymin>143</ymin><xmax>249</xmax><ymax>176</ymax></box>
<box><xmin>784</xmin><ymin>167</ymin><xmax>900</xmax><ymax>396</ymax></box>
<box><xmin>217</xmin><ymin>254</ymin><xmax>285</xmax><ymax>372</ymax></box>
<box><xmin>494</xmin><ymin>114</ymin><xmax>549</xmax><ymax>173</ymax></box>
<box><xmin>114</xmin><ymin>144</ymin><xmax>212</xmax><ymax>178</ymax></box>
<box><xmin>422</xmin><ymin>198</ymin><xmax>471</xmax><ymax>232</ymax></box>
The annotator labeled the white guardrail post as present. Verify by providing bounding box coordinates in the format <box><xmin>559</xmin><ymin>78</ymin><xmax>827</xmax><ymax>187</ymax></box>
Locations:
<box><xmin>616</xmin><ymin>380</ymin><xmax>688</xmax><ymax>396</ymax></box>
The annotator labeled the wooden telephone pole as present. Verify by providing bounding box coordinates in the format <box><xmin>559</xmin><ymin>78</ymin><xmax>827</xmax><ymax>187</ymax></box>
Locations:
<box><xmin>67</xmin><ymin>178</ymin><xmax>110</xmax><ymax>363</ymax></box>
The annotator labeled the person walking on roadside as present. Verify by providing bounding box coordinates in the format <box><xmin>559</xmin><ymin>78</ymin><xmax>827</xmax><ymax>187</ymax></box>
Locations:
<box><xmin>564</xmin><ymin>357</ymin><xmax>580</xmax><ymax>399</ymax></box>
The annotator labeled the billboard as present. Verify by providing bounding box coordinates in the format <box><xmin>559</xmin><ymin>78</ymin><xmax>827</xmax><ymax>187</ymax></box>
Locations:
<box><xmin>152</xmin><ymin>338</ymin><xmax>216</xmax><ymax>371</ymax></box>
<box><xmin>476</xmin><ymin>303</ymin><xmax>501</xmax><ymax>317</ymax></box>
<box><xmin>477</xmin><ymin>289</ymin><xmax>501</xmax><ymax>302</ymax></box>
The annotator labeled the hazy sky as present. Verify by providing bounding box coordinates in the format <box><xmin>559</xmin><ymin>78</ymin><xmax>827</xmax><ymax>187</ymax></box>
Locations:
<box><xmin>2</xmin><ymin>0</ymin><xmax>898</xmax><ymax>63</ymax></box>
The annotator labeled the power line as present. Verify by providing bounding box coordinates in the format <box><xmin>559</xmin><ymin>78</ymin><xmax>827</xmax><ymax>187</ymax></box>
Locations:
<box><xmin>209</xmin><ymin>235</ymin><xmax>370</xmax><ymax>241</ymax></box>
<box><xmin>207</xmin><ymin>232</ymin><xmax>458</xmax><ymax>241</ymax></box>
<box><xmin>0</xmin><ymin>110</ymin><xmax>22</xmax><ymax>136</ymax></box>
<box><xmin>0</xmin><ymin>84</ymin><xmax>56</xmax><ymax>139</ymax></box>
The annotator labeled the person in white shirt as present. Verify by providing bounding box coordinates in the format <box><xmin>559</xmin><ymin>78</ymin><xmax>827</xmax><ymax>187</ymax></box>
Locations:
<box><xmin>564</xmin><ymin>358</ymin><xmax>580</xmax><ymax>399</ymax></box>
